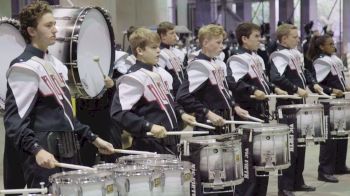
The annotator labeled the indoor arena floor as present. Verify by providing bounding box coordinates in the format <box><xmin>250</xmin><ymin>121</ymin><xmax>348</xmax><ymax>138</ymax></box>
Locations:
<box><xmin>1</xmin><ymin>110</ymin><xmax>350</xmax><ymax>195</ymax></box>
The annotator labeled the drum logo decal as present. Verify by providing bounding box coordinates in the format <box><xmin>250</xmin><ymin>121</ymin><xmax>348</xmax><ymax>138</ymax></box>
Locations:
<box><xmin>183</xmin><ymin>172</ymin><xmax>192</xmax><ymax>182</ymax></box>
<box><xmin>105</xmin><ymin>184</ymin><xmax>114</xmax><ymax>193</ymax></box>
<box><xmin>154</xmin><ymin>177</ymin><xmax>161</xmax><ymax>187</ymax></box>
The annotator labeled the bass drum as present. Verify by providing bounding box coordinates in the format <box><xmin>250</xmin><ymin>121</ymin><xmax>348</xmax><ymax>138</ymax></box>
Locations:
<box><xmin>0</xmin><ymin>17</ymin><xmax>26</xmax><ymax>111</ymax></box>
<box><xmin>48</xmin><ymin>6</ymin><xmax>115</xmax><ymax>99</ymax></box>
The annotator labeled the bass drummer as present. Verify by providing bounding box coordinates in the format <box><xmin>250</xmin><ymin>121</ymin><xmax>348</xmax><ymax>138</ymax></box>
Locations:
<box><xmin>4</xmin><ymin>0</ymin><xmax>115</xmax><ymax>188</ymax></box>
<box><xmin>306</xmin><ymin>34</ymin><xmax>350</xmax><ymax>183</ymax></box>
<box><xmin>227</xmin><ymin>22</ymin><xmax>288</xmax><ymax>196</ymax></box>
<box><xmin>269</xmin><ymin>24</ymin><xmax>323</xmax><ymax>196</ymax></box>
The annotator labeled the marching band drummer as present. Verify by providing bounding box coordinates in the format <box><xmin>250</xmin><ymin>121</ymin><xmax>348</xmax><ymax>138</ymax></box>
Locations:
<box><xmin>110</xmin><ymin>27</ymin><xmax>196</xmax><ymax>154</ymax></box>
<box><xmin>157</xmin><ymin>21</ymin><xmax>187</xmax><ymax>95</ymax></box>
<box><xmin>4</xmin><ymin>0</ymin><xmax>115</xmax><ymax>188</ymax></box>
<box><xmin>306</xmin><ymin>34</ymin><xmax>350</xmax><ymax>183</ymax></box>
<box><xmin>227</xmin><ymin>22</ymin><xmax>288</xmax><ymax>196</ymax></box>
<box><xmin>176</xmin><ymin>24</ymin><xmax>248</xmax><ymax>135</ymax></box>
<box><xmin>269</xmin><ymin>24</ymin><xmax>322</xmax><ymax>196</ymax></box>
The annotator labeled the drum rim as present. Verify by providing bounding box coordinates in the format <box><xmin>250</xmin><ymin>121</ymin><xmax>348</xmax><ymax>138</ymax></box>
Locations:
<box><xmin>186</xmin><ymin>133</ymin><xmax>241</xmax><ymax>144</ymax></box>
<box><xmin>118</xmin><ymin>154</ymin><xmax>176</xmax><ymax>162</ymax></box>
<box><xmin>239</xmin><ymin>123</ymin><xmax>290</xmax><ymax>133</ymax></box>
<box><xmin>64</xmin><ymin>6</ymin><xmax>115</xmax><ymax>99</ymax></box>
<box><xmin>277</xmin><ymin>103</ymin><xmax>323</xmax><ymax>109</ymax></box>
<box><xmin>318</xmin><ymin>99</ymin><xmax>350</xmax><ymax>104</ymax></box>
<box><xmin>49</xmin><ymin>170</ymin><xmax>112</xmax><ymax>184</ymax></box>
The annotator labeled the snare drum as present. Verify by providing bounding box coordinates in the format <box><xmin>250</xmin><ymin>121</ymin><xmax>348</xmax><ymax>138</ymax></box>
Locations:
<box><xmin>277</xmin><ymin>104</ymin><xmax>326</xmax><ymax>145</ymax></box>
<box><xmin>118</xmin><ymin>155</ymin><xmax>193</xmax><ymax>196</ymax></box>
<box><xmin>48</xmin><ymin>7</ymin><xmax>115</xmax><ymax>98</ymax></box>
<box><xmin>239</xmin><ymin>124</ymin><xmax>291</xmax><ymax>172</ymax></box>
<box><xmin>49</xmin><ymin>170</ymin><xmax>115</xmax><ymax>196</ymax></box>
<box><xmin>319</xmin><ymin>99</ymin><xmax>350</xmax><ymax>138</ymax></box>
<box><xmin>0</xmin><ymin>17</ymin><xmax>26</xmax><ymax>110</ymax></box>
<box><xmin>185</xmin><ymin>133</ymin><xmax>243</xmax><ymax>194</ymax></box>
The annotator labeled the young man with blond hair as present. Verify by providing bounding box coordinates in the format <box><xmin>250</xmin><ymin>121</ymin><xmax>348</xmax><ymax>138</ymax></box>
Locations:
<box><xmin>269</xmin><ymin>23</ymin><xmax>321</xmax><ymax>196</ymax></box>
<box><xmin>111</xmin><ymin>27</ymin><xmax>195</xmax><ymax>154</ymax></box>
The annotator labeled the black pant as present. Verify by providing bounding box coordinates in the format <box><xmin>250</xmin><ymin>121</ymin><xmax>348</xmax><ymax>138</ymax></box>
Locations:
<box><xmin>276</xmin><ymin>99</ymin><xmax>306</xmax><ymax>191</ymax></box>
<box><xmin>3</xmin><ymin>136</ymin><xmax>25</xmax><ymax>196</ymax></box>
<box><xmin>278</xmin><ymin>147</ymin><xmax>305</xmax><ymax>190</ymax></box>
<box><xmin>318</xmin><ymin>138</ymin><xmax>348</xmax><ymax>174</ymax></box>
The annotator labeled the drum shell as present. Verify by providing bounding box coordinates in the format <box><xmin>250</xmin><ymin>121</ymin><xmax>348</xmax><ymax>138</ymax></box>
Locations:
<box><xmin>187</xmin><ymin>134</ymin><xmax>244</xmax><ymax>187</ymax></box>
<box><xmin>319</xmin><ymin>99</ymin><xmax>350</xmax><ymax>136</ymax></box>
<box><xmin>277</xmin><ymin>104</ymin><xmax>325</xmax><ymax>144</ymax></box>
<box><xmin>49</xmin><ymin>170</ymin><xmax>115</xmax><ymax>196</ymax></box>
<box><xmin>239</xmin><ymin>124</ymin><xmax>290</xmax><ymax>171</ymax></box>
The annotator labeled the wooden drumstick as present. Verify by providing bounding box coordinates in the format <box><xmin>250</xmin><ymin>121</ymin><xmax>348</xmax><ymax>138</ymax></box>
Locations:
<box><xmin>244</xmin><ymin>115</ymin><xmax>265</xmax><ymax>123</ymax></box>
<box><xmin>93</xmin><ymin>56</ymin><xmax>105</xmax><ymax>78</ymax></box>
<box><xmin>113</xmin><ymin>148</ymin><xmax>157</xmax><ymax>155</ymax></box>
<box><xmin>0</xmin><ymin>188</ymin><xmax>48</xmax><ymax>194</ymax></box>
<box><xmin>55</xmin><ymin>162</ymin><xmax>96</xmax><ymax>171</ymax></box>
<box><xmin>192</xmin><ymin>122</ymin><xmax>215</xmax><ymax>129</ymax></box>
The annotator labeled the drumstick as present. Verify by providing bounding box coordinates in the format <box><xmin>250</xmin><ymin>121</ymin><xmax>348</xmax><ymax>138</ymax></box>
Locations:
<box><xmin>146</xmin><ymin>131</ymin><xmax>209</xmax><ymax>136</ymax></box>
<box><xmin>192</xmin><ymin>122</ymin><xmax>215</xmax><ymax>129</ymax></box>
<box><xmin>244</xmin><ymin>115</ymin><xmax>265</xmax><ymax>123</ymax></box>
<box><xmin>113</xmin><ymin>148</ymin><xmax>157</xmax><ymax>155</ymax></box>
<box><xmin>308</xmin><ymin>93</ymin><xmax>333</xmax><ymax>99</ymax></box>
<box><xmin>55</xmin><ymin>162</ymin><xmax>96</xmax><ymax>171</ymax></box>
<box><xmin>206</xmin><ymin>120</ymin><xmax>261</xmax><ymax>125</ymax></box>
<box><xmin>250</xmin><ymin>94</ymin><xmax>302</xmax><ymax>99</ymax></box>
<box><xmin>92</xmin><ymin>56</ymin><xmax>105</xmax><ymax>78</ymax></box>
<box><xmin>0</xmin><ymin>188</ymin><xmax>48</xmax><ymax>194</ymax></box>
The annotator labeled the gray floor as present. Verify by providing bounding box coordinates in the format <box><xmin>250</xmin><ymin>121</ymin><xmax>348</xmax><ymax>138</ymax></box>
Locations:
<box><xmin>0</xmin><ymin>114</ymin><xmax>350</xmax><ymax>195</ymax></box>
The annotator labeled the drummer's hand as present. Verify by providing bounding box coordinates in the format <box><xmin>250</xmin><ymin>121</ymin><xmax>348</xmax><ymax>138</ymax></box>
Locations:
<box><xmin>274</xmin><ymin>87</ymin><xmax>288</xmax><ymax>95</ymax></box>
<box><xmin>181</xmin><ymin>113</ymin><xmax>196</xmax><ymax>126</ymax></box>
<box><xmin>150</xmin><ymin>124</ymin><xmax>167</xmax><ymax>138</ymax></box>
<box><xmin>253</xmin><ymin>90</ymin><xmax>267</xmax><ymax>100</ymax></box>
<box><xmin>332</xmin><ymin>88</ymin><xmax>344</xmax><ymax>97</ymax></box>
<box><xmin>297</xmin><ymin>87</ymin><xmax>308</xmax><ymax>97</ymax></box>
<box><xmin>206</xmin><ymin>110</ymin><xmax>225</xmax><ymax>126</ymax></box>
<box><xmin>104</xmin><ymin>76</ymin><xmax>114</xmax><ymax>89</ymax></box>
<box><xmin>92</xmin><ymin>137</ymin><xmax>115</xmax><ymax>155</ymax></box>
<box><xmin>313</xmin><ymin>84</ymin><xmax>324</xmax><ymax>94</ymax></box>
<box><xmin>35</xmin><ymin>149</ymin><xmax>58</xmax><ymax>169</ymax></box>
<box><xmin>234</xmin><ymin>106</ymin><xmax>249</xmax><ymax>119</ymax></box>
<box><xmin>346</xmin><ymin>85</ymin><xmax>350</xmax><ymax>92</ymax></box>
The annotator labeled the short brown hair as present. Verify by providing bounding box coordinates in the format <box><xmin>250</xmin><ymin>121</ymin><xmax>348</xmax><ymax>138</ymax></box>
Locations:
<box><xmin>276</xmin><ymin>24</ymin><xmax>297</xmax><ymax>42</ymax></box>
<box><xmin>129</xmin><ymin>27</ymin><xmax>160</xmax><ymax>56</ymax></box>
<box><xmin>157</xmin><ymin>21</ymin><xmax>175</xmax><ymax>36</ymax></box>
<box><xmin>235</xmin><ymin>22</ymin><xmax>260</xmax><ymax>46</ymax></box>
<box><xmin>198</xmin><ymin>24</ymin><xmax>226</xmax><ymax>46</ymax></box>
<box><xmin>19</xmin><ymin>0</ymin><xmax>52</xmax><ymax>43</ymax></box>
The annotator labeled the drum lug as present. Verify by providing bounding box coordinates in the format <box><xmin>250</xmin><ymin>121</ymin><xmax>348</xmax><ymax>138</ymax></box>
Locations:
<box><xmin>209</xmin><ymin>169</ymin><xmax>225</xmax><ymax>185</ymax></box>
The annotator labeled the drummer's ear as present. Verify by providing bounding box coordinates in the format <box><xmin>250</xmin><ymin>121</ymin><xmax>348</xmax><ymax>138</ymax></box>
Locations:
<box><xmin>136</xmin><ymin>47</ymin><xmax>143</xmax><ymax>56</ymax></box>
<box><xmin>27</xmin><ymin>26</ymin><xmax>36</xmax><ymax>38</ymax></box>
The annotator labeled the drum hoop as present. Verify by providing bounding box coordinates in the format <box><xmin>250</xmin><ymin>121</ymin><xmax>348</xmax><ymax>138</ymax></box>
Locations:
<box><xmin>69</xmin><ymin>7</ymin><xmax>115</xmax><ymax>99</ymax></box>
<box><xmin>277</xmin><ymin>103</ymin><xmax>323</xmax><ymax>110</ymax></box>
<box><xmin>49</xmin><ymin>170</ymin><xmax>111</xmax><ymax>184</ymax></box>
<box><xmin>118</xmin><ymin>154</ymin><xmax>176</xmax><ymax>162</ymax></box>
<box><xmin>239</xmin><ymin>124</ymin><xmax>290</xmax><ymax>134</ymax></box>
<box><xmin>319</xmin><ymin>99</ymin><xmax>350</xmax><ymax>105</ymax></box>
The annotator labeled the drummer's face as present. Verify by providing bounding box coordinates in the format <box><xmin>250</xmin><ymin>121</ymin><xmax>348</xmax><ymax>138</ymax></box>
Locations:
<box><xmin>30</xmin><ymin>12</ymin><xmax>57</xmax><ymax>49</ymax></box>
<box><xmin>138</xmin><ymin>43</ymin><xmax>160</xmax><ymax>65</ymax></box>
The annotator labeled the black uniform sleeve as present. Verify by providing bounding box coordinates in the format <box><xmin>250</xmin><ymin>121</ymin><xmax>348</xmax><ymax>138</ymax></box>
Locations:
<box><xmin>4</xmin><ymin>66</ymin><xmax>43</xmax><ymax>155</ymax></box>
<box><xmin>269</xmin><ymin>60</ymin><xmax>299</xmax><ymax>94</ymax></box>
<box><xmin>110</xmin><ymin>77</ymin><xmax>153</xmax><ymax>138</ymax></box>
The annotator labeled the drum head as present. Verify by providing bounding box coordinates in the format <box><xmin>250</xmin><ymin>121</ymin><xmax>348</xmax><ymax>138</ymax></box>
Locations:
<box><xmin>76</xmin><ymin>8</ymin><xmax>113</xmax><ymax>98</ymax></box>
<box><xmin>0</xmin><ymin>19</ymin><xmax>26</xmax><ymax>109</ymax></box>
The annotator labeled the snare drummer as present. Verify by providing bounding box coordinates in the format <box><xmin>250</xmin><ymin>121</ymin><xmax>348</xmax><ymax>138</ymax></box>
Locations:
<box><xmin>176</xmin><ymin>24</ymin><xmax>248</xmax><ymax>134</ymax></box>
<box><xmin>4</xmin><ymin>1</ymin><xmax>115</xmax><ymax>188</ymax></box>
<box><xmin>157</xmin><ymin>21</ymin><xmax>186</xmax><ymax>95</ymax></box>
<box><xmin>227</xmin><ymin>22</ymin><xmax>287</xmax><ymax>196</ymax></box>
<box><xmin>110</xmin><ymin>28</ymin><xmax>196</xmax><ymax>154</ymax></box>
<box><xmin>269</xmin><ymin>24</ymin><xmax>320</xmax><ymax>196</ymax></box>
<box><xmin>306</xmin><ymin>34</ymin><xmax>350</xmax><ymax>183</ymax></box>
